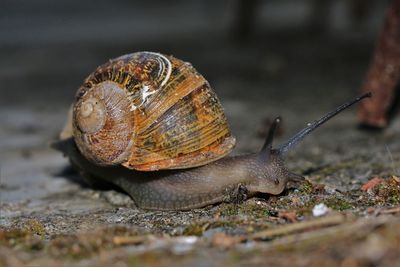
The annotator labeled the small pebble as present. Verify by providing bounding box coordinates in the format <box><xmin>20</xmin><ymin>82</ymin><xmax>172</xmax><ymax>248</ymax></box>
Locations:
<box><xmin>171</xmin><ymin>236</ymin><xmax>198</xmax><ymax>255</ymax></box>
<box><xmin>324</xmin><ymin>185</ymin><xmax>338</xmax><ymax>195</ymax></box>
<box><xmin>312</xmin><ymin>203</ymin><xmax>329</xmax><ymax>217</ymax></box>
<box><xmin>102</xmin><ymin>191</ymin><xmax>132</xmax><ymax>206</ymax></box>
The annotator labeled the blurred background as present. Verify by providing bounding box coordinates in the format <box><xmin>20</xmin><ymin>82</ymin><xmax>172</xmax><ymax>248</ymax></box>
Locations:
<box><xmin>0</xmin><ymin>0</ymin><xmax>392</xmax><ymax>153</ymax></box>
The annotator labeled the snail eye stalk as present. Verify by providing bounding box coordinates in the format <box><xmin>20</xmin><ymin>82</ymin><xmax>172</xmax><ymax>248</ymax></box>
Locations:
<box><xmin>259</xmin><ymin>117</ymin><xmax>281</xmax><ymax>160</ymax></box>
<box><xmin>278</xmin><ymin>92</ymin><xmax>372</xmax><ymax>156</ymax></box>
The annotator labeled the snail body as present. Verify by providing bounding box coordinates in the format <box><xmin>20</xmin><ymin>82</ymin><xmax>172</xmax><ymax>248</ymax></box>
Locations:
<box><xmin>55</xmin><ymin>52</ymin><xmax>371</xmax><ymax>210</ymax></box>
<box><xmin>57</xmin><ymin>138</ymin><xmax>290</xmax><ymax>210</ymax></box>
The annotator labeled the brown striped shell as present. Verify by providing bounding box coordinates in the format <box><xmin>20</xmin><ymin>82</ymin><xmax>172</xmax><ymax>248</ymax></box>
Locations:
<box><xmin>72</xmin><ymin>52</ymin><xmax>236</xmax><ymax>171</ymax></box>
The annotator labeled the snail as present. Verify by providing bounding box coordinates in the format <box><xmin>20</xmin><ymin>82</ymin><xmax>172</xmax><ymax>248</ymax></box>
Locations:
<box><xmin>53</xmin><ymin>51</ymin><xmax>371</xmax><ymax>211</ymax></box>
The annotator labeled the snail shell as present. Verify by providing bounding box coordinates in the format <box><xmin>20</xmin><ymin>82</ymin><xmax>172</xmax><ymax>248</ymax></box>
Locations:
<box><xmin>73</xmin><ymin>52</ymin><xmax>236</xmax><ymax>171</ymax></box>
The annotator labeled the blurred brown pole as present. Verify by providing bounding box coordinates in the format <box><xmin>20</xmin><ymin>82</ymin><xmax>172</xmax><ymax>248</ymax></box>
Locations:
<box><xmin>230</xmin><ymin>0</ymin><xmax>259</xmax><ymax>41</ymax></box>
<box><xmin>358</xmin><ymin>0</ymin><xmax>400</xmax><ymax>128</ymax></box>
<box><xmin>308</xmin><ymin>0</ymin><xmax>330</xmax><ymax>35</ymax></box>
<box><xmin>350</xmin><ymin>0</ymin><xmax>369</xmax><ymax>26</ymax></box>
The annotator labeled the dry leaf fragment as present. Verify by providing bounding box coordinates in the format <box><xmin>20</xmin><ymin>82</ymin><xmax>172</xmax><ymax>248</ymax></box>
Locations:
<box><xmin>211</xmin><ymin>233</ymin><xmax>242</xmax><ymax>248</ymax></box>
<box><xmin>361</xmin><ymin>177</ymin><xmax>383</xmax><ymax>192</ymax></box>
<box><xmin>279</xmin><ymin>211</ymin><xmax>298</xmax><ymax>223</ymax></box>
<box><xmin>112</xmin><ymin>235</ymin><xmax>148</xmax><ymax>246</ymax></box>
<box><xmin>392</xmin><ymin>175</ymin><xmax>400</xmax><ymax>183</ymax></box>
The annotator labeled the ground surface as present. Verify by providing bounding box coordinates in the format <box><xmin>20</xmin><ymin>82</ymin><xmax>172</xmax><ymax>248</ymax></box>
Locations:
<box><xmin>1</xmin><ymin>1</ymin><xmax>400</xmax><ymax>266</ymax></box>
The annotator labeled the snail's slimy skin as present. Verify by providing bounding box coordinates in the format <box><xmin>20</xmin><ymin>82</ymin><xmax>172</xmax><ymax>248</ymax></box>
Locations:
<box><xmin>55</xmin><ymin>138</ymin><xmax>290</xmax><ymax>210</ymax></box>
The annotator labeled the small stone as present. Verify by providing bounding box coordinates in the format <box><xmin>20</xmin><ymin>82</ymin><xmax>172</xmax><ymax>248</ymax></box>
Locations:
<box><xmin>324</xmin><ymin>185</ymin><xmax>338</xmax><ymax>194</ymax></box>
<box><xmin>171</xmin><ymin>236</ymin><xmax>198</xmax><ymax>255</ymax></box>
<box><xmin>102</xmin><ymin>191</ymin><xmax>132</xmax><ymax>206</ymax></box>
<box><xmin>312</xmin><ymin>203</ymin><xmax>329</xmax><ymax>217</ymax></box>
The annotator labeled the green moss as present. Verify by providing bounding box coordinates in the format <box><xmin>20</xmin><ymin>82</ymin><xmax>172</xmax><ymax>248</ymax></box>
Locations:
<box><xmin>274</xmin><ymin>197</ymin><xmax>294</xmax><ymax>208</ymax></box>
<box><xmin>218</xmin><ymin>204</ymin><xmax>239</xmax><ymax>217</ymax></box>
<box><xmin>298</xmin><ymin>181</ymin><xmax>313</xmax><ymax>195</ymax></box>
<box><xmin>359</xmin><ymin>177</ymin><xmax>400</xmax><ymax>206</ymax></box>
<box><xmin>375</xmin><ymin>178</ymin><xmax>400</xmax><ymax>205</ymax></box>
<box><xmin>217</xmin><ymin>202</ymin><xmax>273</xmax><ymax>219</ymax></box>
<box><xmin>0</xmin><ymin>227</ymin><xmax>44</xmax><ymax>251</ymax></box>
<box><xmin>303</xmin><ymin>197</ymin><xmax>318</xmax><ymax>209</ymax></box>
<box><xmin>297</xmin><ymin>197</ymin><xmax>319</xmax><ymax>215</ymax></box>
<box><xmin>298</xmin><ymin>195</ymin><xmax>354</xmax><ymax>213</ymax></box>
<box><xmin>239</xmin><ymin>203</ymin><xmax>272</xmax><ymax>218</ymax></box>
<box><xmin>24</xmin><ymin>219</ymin><xmax>46</xmax><ymax>237</ymax></box>
<box><xmin>183</xmin><ymin>220</ymin><xmax>238</xmax><ymax>236</ymax></box>
<box><xmin>182</xmin><ymin>224</ymin><xmax>206</xmax><ymax>236</ymax></box>
<box><xmin>323</xmin><ymin>197</ymin><xmax>353</xmax><ymax>211</ymax></box>
<box><xmin>388</xmin><ymin>195</ymin><xmax>400</xmax><ymax>204</ymax></box>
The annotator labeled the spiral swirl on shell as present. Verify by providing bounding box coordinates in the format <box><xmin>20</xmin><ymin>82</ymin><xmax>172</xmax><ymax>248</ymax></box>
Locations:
<box><xmin>73</xmin><ymin>52</ymin><xmax>236</xmax><ymax>171</ymax></box>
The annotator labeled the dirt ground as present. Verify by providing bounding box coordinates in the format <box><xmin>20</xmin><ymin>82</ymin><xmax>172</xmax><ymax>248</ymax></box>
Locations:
<box><xmin>1</xmin><ymin>1</ymin><xmax>400</xmax><ymax>266</ymax></box>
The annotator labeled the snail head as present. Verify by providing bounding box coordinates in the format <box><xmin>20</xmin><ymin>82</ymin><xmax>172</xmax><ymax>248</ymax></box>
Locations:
<box><xmin>250</xmin><ymin>92</ymin><xmax>372</xmax><ymax>195</ymax></box>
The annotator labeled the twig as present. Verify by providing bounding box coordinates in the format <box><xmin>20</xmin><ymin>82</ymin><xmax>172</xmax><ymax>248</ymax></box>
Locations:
<box><xmin>250</xmin><ymin>214</ymin><xmax>346</xmax><ymax>240</ymax></box>
<box><xmin>112</xmin><ymin>235</ymin><xmax>149</xmax><ymax>246</ymax></box>
<box><xmin>258</xmin><ymin>215</ymin><xmax>395</xmax><ymax>251</ymax></box>
<box><xmin>376</xmin><ymin>206</ymin><xmax>400</xmax><ymax>215</ymax></box>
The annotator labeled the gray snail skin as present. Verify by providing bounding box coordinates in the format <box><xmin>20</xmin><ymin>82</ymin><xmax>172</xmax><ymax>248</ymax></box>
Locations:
<box><xmin>53</xmin><ymin>52</ymin><xmax>371</xmax><ymax>210</ymax></box>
